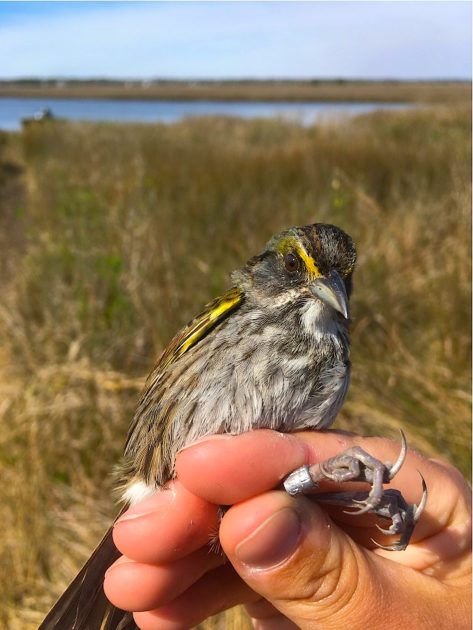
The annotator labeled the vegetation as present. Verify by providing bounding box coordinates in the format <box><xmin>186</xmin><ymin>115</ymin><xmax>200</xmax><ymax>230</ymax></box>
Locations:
<box><xmin>0</xmin><ymin>103</ymin><xmax>470</xmax><ymax>628</ymax></box>
<box><xmin>0</xmin><ymin>78</ymin><xmax>471</xmax><ymax>103</ymax></box>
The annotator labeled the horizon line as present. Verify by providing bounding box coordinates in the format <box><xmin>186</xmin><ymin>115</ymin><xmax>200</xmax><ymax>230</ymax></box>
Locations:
<box><xmin>1</xmin><ymin>77</ymin><xmax>471</xmax><ymax>84</ymax></box>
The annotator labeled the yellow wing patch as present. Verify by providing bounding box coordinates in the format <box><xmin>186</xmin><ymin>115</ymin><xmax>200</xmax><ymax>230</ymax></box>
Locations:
<box><xmin>158</xmin><ymin>286</ymin><xmax>244</xmax><ymax>370</ymax></box>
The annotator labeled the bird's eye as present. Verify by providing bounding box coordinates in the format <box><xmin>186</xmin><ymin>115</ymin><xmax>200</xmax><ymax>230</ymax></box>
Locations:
<box><xmin>284</xmin><ymin>252</ymin><xmax>300</xmax><ymax>273</ymax></box>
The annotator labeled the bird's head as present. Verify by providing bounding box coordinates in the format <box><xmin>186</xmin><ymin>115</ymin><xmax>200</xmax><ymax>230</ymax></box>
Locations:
<box><xmin>234</xmin><ymin>223</ymin><xmax>356</xmax><ymax>319</ymax></box>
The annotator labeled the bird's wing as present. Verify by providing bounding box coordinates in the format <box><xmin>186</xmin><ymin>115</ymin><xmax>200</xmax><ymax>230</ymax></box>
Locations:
<box><xmin>41</xmin><ymin>287</ymin><xmax>245</xmax><ymax>629</ymax></box>
<box><xmin>157</xmin><ymin>285</ymin><xmax>244</xmax><ymax>370</ymax></box>
<box><xmin>124</xmin><ymin>286</ymin><xmax>244</xmax><ymax>454</ymax></box>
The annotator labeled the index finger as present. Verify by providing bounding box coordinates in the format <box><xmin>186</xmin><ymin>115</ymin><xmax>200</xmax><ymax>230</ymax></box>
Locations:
<box><xmin>175</xmin><ymin>429</ymin><xmax>470</xmax><ymax>536</ymax></box>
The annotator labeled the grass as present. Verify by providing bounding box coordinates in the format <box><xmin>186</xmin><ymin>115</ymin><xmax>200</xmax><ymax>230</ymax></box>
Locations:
<box><xmin>0</xmin><ymin>103</ymin><xmax>470</xmax><ymax>628</ymax></box>
<box><xmin>0</xmin><ymin>78</ymin><xmax>471</xmax><ymax>103</ymax></box>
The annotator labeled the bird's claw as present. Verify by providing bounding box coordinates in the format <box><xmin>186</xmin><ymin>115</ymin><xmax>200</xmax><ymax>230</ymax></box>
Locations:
<box><xmin>343</xmin><ymin>500</ymin><xmax>377</xmax><ymax>516</ymax></box>
<box><xmin>387</xmin><ymin>430</ymin><xmax>407</xmax><ymax>478</ymax></box>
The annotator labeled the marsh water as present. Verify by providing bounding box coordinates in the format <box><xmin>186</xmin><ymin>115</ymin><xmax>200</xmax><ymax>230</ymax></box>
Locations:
<box><xmin>0</xmin><ymin>97</ymin><xmax>413</xmax><ymax>131</ymax></box>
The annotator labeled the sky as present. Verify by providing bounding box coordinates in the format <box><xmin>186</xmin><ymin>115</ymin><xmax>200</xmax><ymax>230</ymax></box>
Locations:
<box><xmin>0</xmin><ymin>1</ymin><xmax>471</xmax><ymax>80</ymax></box>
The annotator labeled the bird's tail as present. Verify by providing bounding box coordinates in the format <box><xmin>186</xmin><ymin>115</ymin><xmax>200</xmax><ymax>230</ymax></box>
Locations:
<box><xmin>39</xmin><ymin>525</ymin><xmax>136</xmax><ymax>630</ymax></box>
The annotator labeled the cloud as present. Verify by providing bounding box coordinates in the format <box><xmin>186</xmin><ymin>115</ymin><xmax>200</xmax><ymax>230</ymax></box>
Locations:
<box><xmin>0</xmin><ymin>1</ymin><xmax>471</xmax><ymax>79</ymax></box>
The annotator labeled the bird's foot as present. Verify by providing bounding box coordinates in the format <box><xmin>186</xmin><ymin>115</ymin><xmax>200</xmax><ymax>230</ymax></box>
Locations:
<box><xmin>283</xmin><ymin>432</ymin><xmax>427</xmax><ymax>550</ymax></box>
<box><xmin>315</xmin><ymin>481</ymin><xmax>427</xmax><ymax>551</ymax></box>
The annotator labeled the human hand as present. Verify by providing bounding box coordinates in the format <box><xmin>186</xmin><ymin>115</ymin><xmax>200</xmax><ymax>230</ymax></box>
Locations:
<box><xmin>105</xmin><ymin>430</ymin><xmax>472</xmax><ymax>629</ymax></box>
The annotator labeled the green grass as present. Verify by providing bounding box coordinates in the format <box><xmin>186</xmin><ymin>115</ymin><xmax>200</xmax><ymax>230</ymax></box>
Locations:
<box><xmin>0</xmin><ymin>104</ymin><xmax>470</xmax><ymax>628</ymax></box>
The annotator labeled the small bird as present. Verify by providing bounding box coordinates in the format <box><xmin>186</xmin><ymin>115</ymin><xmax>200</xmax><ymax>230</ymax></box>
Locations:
<box><xmin>40</xmin><ymin>223</ymin><xmax>423</xmax><ymax>630</ymax></box>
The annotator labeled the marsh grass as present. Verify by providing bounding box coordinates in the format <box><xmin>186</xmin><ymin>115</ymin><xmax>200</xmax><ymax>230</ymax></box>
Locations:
<box><xmin>0</xmin><ymin>104</ymin><xmax>470</xmax><ymax>628</ymax></box>
<box><xmin>1</xmin><ymin>78</ymin><xmax>471</xmax><ymax>103</ymax></box>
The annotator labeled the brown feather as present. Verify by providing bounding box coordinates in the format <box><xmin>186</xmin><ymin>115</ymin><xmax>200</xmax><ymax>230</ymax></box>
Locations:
<box><xmin>39</xmin><ymin>522</ymin><xmax>136</xmax><ymax>630</ymax></box>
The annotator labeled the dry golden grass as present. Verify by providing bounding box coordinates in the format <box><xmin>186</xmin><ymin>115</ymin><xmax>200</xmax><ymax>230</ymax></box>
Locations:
<box><xmin>0</xmin><ymin>104</ymin><xmax>470</xmax><ymax>628</ymax></box>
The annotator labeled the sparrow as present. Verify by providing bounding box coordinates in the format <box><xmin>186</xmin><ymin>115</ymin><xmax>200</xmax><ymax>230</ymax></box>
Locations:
<box><xmin>40</xmin><ymin>223</ymin><xmax>425</xmax><ymax>629</ymax></box>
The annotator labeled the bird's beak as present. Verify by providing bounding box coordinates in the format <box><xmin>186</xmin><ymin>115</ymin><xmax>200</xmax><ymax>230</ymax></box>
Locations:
<box><xmin>310</xmin><ymin>270</ymin><xmax>349</xmax><ymax>319</ymax></box>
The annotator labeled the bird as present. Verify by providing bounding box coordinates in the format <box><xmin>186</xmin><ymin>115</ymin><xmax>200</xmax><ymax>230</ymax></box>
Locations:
<box><xmin>40</xmin><ymin>222</ymin><xmax>423</xmax><ymax>630</ymax></box>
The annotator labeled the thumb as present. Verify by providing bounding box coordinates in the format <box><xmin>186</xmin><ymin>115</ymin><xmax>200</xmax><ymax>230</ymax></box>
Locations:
<box><xmin>219</xmin><ymin>491</ymin><xmax>422</xmax><ymax>630</ymax></box>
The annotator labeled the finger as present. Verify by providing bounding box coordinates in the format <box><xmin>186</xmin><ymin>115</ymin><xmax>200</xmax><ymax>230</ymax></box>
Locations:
<box><xmin>176</xmin><ymin>431</ymin><xmax>309</xmax><ymax>504</ymax></box>
<box><xmin>113</xmin><ymin>480</ymin><xmax>219</xmax><ymax>564</ymax></box>
<box><xmin>245</xmin><ymin>599</ymin><xmax>299</xmax><ymax>630</ymax></box>
<box><xmin>219</xmin><ymin>490</ymin><xmax>435</xmax><ymax>629</ymax></box>
<box><xmin>176</xmin><ymin>429</ymin><xmax>466</xmax><ymax>535</ymax></box>
<box><xmin>103</xmin><ymin>546</ymin><xmax>225</xmax><ymax>612</ymax></box>
<box><xmin>132</xmin><ymin>565</ymin><xmax>259</xmax><ymax>630</ymax></box>
<box><xmin>244</xmin><ymin>599</ymin><xmax>282</xmax><ymax>619</ymax></box>
<box><xmin>176</xmin><ymin>429</ymin><xmax>421</xmax><ymax>503</ymax></box>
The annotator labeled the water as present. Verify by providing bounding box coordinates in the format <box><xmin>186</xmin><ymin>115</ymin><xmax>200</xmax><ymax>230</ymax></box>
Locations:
<box><xmin>0</xmin><ymin>97</ymin><xmax>412</xmax><ymax>131</ymax></box>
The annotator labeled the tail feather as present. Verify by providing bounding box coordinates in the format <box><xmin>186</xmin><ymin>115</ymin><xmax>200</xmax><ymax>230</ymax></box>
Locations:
<box><xmin>40</xmin><ymin>525</ymin><xmax>136</xmax><ymax>630</ymax></box>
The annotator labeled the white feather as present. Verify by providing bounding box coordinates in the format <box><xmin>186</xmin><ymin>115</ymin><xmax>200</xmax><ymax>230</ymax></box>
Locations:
<box><xmin>122</xmin><ymin>480</ymin><xmax>155</xmax><ymax>505</ymax></box>
<box><xmin>300</xmin><ymin>300</ymin><xmax>342</xmax><ymax>341</ymax></box>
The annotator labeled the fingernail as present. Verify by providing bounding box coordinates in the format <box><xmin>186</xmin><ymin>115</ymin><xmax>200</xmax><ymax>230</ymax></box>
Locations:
<box><xmin>104</xmin><ymin>557</ymin><xmax>134</xmax><ymax>575</ymax></box>
<box><xmin>115</xmin><ymin>510</ymin><xmax>151</xmax><ymax>524</ymax></box>
<box><xmin>235</xmin><ymin>508</ymin><xmax>301</xmax><ymax>569</ymax></box>
<box><xmin>114</xmin><ymin>492</ymin><xmax>163</xmax><ymax>524</ymax></box>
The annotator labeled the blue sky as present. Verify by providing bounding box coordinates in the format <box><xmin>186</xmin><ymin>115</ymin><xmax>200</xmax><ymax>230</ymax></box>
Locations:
<box><xmin>0</xmin><ymin>1</ymin><xmax>471</xmax><ymax>80</ymax></box>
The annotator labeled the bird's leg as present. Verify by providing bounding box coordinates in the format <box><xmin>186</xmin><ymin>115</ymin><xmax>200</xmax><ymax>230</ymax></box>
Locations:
<box><xmin>283</xmin><ymin>432</ymin><xmax>427</xmax><ymax>550</ymax></box>
<box><xmin>284</xmin><ymin>431</ymin><xmax>409</xmax><ymax>512</ymax></box>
